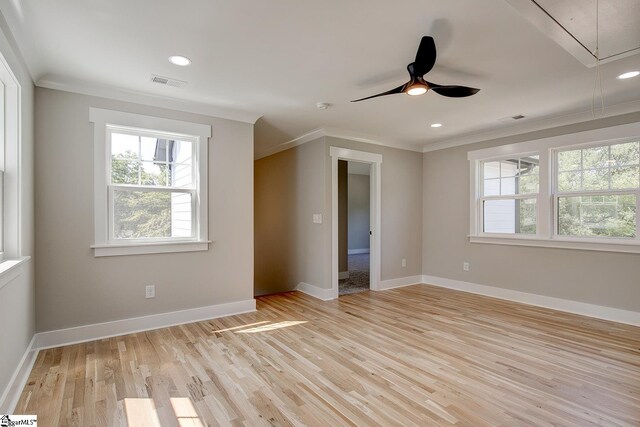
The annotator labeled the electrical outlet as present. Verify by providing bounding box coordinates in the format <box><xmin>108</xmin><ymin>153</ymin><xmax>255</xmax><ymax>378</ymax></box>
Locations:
<box><xmin>463</xmin><ymin>262</ymin><xmax>470</xmax><ymax>272</ymax></box>
<box><xmin>401</xmin><ymin>258</ymin><xmax>407</xmax><ymax>267</ymax></box>
<box><xmin>145</xmin><ymin>285</ymin><xmax>156</xmax><ymax>299</ymax></box>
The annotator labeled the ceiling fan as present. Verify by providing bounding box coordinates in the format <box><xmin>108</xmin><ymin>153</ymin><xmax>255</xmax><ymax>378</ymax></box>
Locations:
<box><xmin>351</xmin><ymin>36</ymin><xmax>480</xmax><ymax>102</ymax></box>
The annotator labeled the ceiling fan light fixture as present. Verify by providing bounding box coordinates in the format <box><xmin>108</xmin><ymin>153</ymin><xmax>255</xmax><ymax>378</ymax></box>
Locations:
<box><xmin>406</xmin><ymin>86</ymin><xmax>428</xmax><ymax>96</ymax></box>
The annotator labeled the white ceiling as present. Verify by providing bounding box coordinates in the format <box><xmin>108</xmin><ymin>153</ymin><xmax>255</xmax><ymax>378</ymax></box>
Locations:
<box><xmin>2</xmin><ymin>0</ymin><xmax>639</xmax><ymax>158</ymax></box>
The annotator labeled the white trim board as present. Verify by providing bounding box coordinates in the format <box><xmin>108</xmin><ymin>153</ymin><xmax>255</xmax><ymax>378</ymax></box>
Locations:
<box><xmin>330</xmin><ymin>147</ymin><xmax>382</xmax><ymax>300</ymax></box>
<box><xmin>0</xmin><ymin>335</ymin><xmax>37</xmax><ymax>414</ymax></box>
<box><xmin>422</xmin><ymin>100</ymin><xmax>640</xmax><ymax>153</ymax></box>
<box><xmin>38</xmin><ymin>77</ymin><xmax>261</xmax><ymax>124</ymax></box>
<box><xmin>295</xmin><ymin>282</ymin><xmax>335</xmax><ymax>301</ymax></box>
<box><xmin>377</xmin><ymin>275</ymin><xmax>423</xmax><ymax>291</ymax></box>
<box><xmin>422</xmin><ymin>275</ymin><xmax>640</xmax><ymax>327</ymax></box>
<box><xmin>34</xmin><ymin>299</ymin><xmax>257</xmax><ymax>350</ymax></box>
<box><xmin>347</xmin><ymin>248</ymin><xmax>369</xmax><ymax>255</ymax></box>
<box><xmin>255</xmin><ymin>128</ymin><xmax>423</xmax><ymax>160</ymax></box>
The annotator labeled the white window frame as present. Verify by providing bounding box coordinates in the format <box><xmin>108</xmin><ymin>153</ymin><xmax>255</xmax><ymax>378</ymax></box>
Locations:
<box><xmin>477</xmin><ymin>152</ymin><xmax>541</xmax><ymax>238</ymax></box>
<box><xmin>90</xmin><ymin>108</ymin><xmax>211</xmax><ymax>257</ymax></box>
<box><xmin>468</xmin><ymin>121</ymin><xmax>640</xmax><ymax>254</ymax></box>
<box><xmin>0</xmin><ymin>49</ymin><xmax>30</xmax><ymax>291</ymax></box>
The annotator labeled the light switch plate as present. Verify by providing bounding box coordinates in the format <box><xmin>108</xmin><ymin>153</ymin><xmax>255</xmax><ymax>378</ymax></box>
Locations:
<box><xmin>313</xmin><ymin>214</ymin><xmax>323</xmax><ymax>224</ymax></box>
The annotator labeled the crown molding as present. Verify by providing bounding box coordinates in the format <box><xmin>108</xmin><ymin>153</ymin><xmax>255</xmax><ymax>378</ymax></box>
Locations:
<box><xmin>422</xmin><ymin>99</ymin><xmax>640</xmax><ymax>153</ymax></box>
<box><xmin>36</xmin><ymin>77</ymin><xmax>262</xmax><ymax>124</ymax></box>
<box><xmin>255</xmin><ymin>127</ymin><xmax>423</xmax><ymax>160</ymax></box>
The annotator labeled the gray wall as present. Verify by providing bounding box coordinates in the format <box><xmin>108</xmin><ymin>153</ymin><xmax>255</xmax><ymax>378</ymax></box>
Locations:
<box><xmin>338</xmin><ymin>161</ymin><xmax>348</xmax><ymax>273</ymax></box>
<box><xmin>35</xmin><ymin>88</ymin><xmax>254</xmax><ymax>331</ymax></box>
<box><xmin>254</xmin><ymin>136</ymin><xmax>423</xmax><ymax>294</ymax></box>
<box><xmin>348</xmin><ymin>173</ymin><xmax>370</xmax><ymax>251</ymax></box>
<box><xmin>0</xmin><ymin>14</ymin><xmax>35</xmax><ymax>409</ymax></box>
<box><xmin>254</xmin><ymin>138</ymin><xmax>326</xmax><ymax>295</ymax></box>
<box><xmin>423</xmin><ymin>112</ymin><xmax>640</xmax><ymax>312</ymax></box>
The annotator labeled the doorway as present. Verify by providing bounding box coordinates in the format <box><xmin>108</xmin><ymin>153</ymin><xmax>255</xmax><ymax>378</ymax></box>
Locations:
<box><xmin>330</xmin><ymin>147</ymin><xmax>382</xmax><ymax>299</ymax></box>
<box><xmin>338</xmin><ymin>160</ymin><xmax>371</xmax><ymax>295</ymax></box>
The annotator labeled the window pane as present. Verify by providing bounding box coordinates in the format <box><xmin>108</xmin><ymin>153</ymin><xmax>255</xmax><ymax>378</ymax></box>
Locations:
<box><xmin>169</xmin><ymin>163</ymin><xmax>193</xmax><ymax>188</ymax></box>
<box><xmin>558</xmin><ymin>149</ymin><xmax>581</xmax><ymax>172</ymax></box>
<box><xmin>111</xmin><ymin>133</ymin><xmax>139</xmax><ymax>159</ymax></box>
<box><xmin>113</xmin><ymin>189</ymin><xmax>193</xmax><ymax>239</ymax></box>
<box><xmin>518</xmin><ymin>175</ymin><xmax>539</xmax><ymax>194</ymax></box>
<box><xmin>501</xmin><ymin>176</ymin><xmax>516</xmax><ymax>195</ymax></box>
<box><xmin>583</xmin><ymin>146</ymin><xmax>609</xmax><ymax>169</ymax></box>
<box><xmin>583</xmin><ymin>168</ymin><xmax>610</xmax><ymax>191</ymax></box>
<box><xmin>611</xmin><ymin>166</ymin><xmax>639</xmax><ymax>190</ymax></box>
<box><xmin>171</xmin><ymin>140</ymin><xmax>193</xmax><ymax>164</ymax></box>
<box><xmin>170</xmin><ymin>192</ymin><xmax>193</xmax><ymax>237</ymax></box>
<box><xmin>484</xmin><ymin>161</ymin><xmax>500</xmax><ymax>179</ymax></box>
<box><xmin>484</xmin><ymin>198</ymin><xmax>536</xmax><ymax>234</ymax></box>
<box><xmin>141</xmin><ymin>137</ymin><xmax>165</xmax><ymax>161</ymax></box>
<box><xmin>518</xmin><ymin>198</ymin><xmax>537</xmax><ymax>234</ymax></box>
<box><xmin>557</xmin><ymin>171</ymin><xmax>581</xmax><ymax>192</ymax></box>
<box><xmin>141</xmin><ymin>162</ymin><xmax>168</xmax><ymax>186</ymax></box>
<box><xmin>610</xmin><ymin>141</ymin><xmax>639</xmax><ymax>167</ymax></box>
<box><xmin>111</xmin><ymin>159</ymin><xmax>140</xmax><ymax>184</ymax></box>
<box><xmin>558</xmin><ymin>194</ymin><xmax>636</xmax><ymax>238</ymax></box>
<box><xmin>501</xmin><ymin>160</ymin><xmax>518</xmax><ymax>178</ymax></box>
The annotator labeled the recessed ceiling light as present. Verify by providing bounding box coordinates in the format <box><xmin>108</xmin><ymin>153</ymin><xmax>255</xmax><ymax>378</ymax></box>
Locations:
<box><xmin>430</xmin><ymin>123</ymin><xmax>443</xmax><ymax>128</ymax></box>
<box><xmin>168</xmin><ymin>55</ymin><xmax>191</xmax><ymax>66</ymax></box>
<box><xmin>617</xmin><ymin>71</ymin><xmax>639</xmax><ymax>80</ymax></box>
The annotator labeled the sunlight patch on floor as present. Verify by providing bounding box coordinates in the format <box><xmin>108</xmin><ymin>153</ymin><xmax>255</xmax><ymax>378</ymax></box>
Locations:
<box><xmin>236</xmin><ymin>320</ymin><xmax>308</xmax><ymax>334</ymax></box>
<box><xmin>124</xmin><ymin>398</ymin><xmax>162</xmax><ymax>427</ymax></box>
<box><xmin>171</xmin><ymin>397</ymin><xmax>205</xmax><ymax>427</ymax></box>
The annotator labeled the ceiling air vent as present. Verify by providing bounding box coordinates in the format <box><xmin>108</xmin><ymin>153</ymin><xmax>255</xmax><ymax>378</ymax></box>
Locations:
<box><xmin>497</xmin><ymin>114</ymin><xmax>526</xmax><ymax>123</ymax></box>
<box><xmin>150</xmin><ymin>74</ymin><xmax>187</xmax><ymax>88</ymax></box>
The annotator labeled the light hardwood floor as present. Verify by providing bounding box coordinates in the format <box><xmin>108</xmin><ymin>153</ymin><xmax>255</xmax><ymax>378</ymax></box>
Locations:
<box><xmin>16</xmin><ymin>285</ymin><xmax>640</xmax><ymax>426</ymax></box>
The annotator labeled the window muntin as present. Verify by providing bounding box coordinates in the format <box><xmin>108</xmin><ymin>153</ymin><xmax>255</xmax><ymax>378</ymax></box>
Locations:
<box><xmin>554</xmin><ymin>141</ymin><xmax>640</xmax><ymax>240</ymax></box>
<box><xmin>480</xmin><ymin>155</ymin><xmax>539</xmax><ymax>235</ymax></box>
<box><xmin>107</xmin><ymin>127</ymin><xmax>198</xmax><ymax>242</ymax></box>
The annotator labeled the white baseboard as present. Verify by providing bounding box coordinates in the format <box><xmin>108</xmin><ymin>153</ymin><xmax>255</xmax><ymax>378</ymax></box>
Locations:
<box><xmin>348</xmin><ymin>248</ymin><xmax>369</xmax><ymax>255</ymax></box>
<box><xmin>422</xmin><ymin>275</ymin><xmax>640</xmax><ymax>327</ymax></box>
<box><xmin>339</xmin><ymin>271</ymin><xmax>349</xmax><ymax>280</ymax></box>
<box><xmin>296</xmin><ymin>282</ymin><xmax>334</xmax><ymax>301</ymax></box>
<box><xmin>0</xmin><ymin>335</ymin><xmax>38</xmax><ymax>414</ymax></box>
<box><xmin>34</xmin><ymin>299</ymin><xmax>257</xmax><ymax>350</ymax></box>
<box><xmin>377</xmin><ymin>275</ymin><xmax>423</xmax><ymax>291</ymax></box>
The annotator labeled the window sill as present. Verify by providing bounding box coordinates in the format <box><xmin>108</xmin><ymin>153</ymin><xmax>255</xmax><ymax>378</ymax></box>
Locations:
<box><xmin>0</xmin><ymin>256</ymin><xmax>31</xmax><ymax>291</ymax></box>
<box><xmin>469</xmin><ymin>235</ymin><xmax>640</xmax><ymax>254</ymax></box>
<box><xmin>91</xmin><ymin>240</ymin><xmax>212</xmax><ymax>257</ymax></box>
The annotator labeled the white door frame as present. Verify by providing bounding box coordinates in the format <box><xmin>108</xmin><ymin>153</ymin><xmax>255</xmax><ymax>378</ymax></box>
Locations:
<box><xmin>330</xmin><ymin>146</ymin><xmax>382</xmax><ymax>298</ymax></box>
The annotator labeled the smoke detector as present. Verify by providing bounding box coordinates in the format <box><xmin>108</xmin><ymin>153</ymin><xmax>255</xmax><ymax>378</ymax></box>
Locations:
<box><xmin>316</xmin><ymin>102</ymin><xmax>330</xmax><ymax>110</ymax></box>
<box><xmin>150</xmin><ymin>74</ymin><xmax>187</xmax><ymax>88</ymax></box>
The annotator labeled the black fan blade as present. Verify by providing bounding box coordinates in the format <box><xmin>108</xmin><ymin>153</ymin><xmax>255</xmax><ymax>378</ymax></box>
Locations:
<box><xmin>428</xmin><ymin>82</ymin><xmax>479</xmax><ymax>98</ymax></box>
<box><xmin>413</xmin><ymin>36</ymin><xmax>436</xmax><ymax>76</ymax></box>
<box><xmin>351</xmin><ymin>84</ymin><xmax>407</xmax><ymax>102</ymax></box>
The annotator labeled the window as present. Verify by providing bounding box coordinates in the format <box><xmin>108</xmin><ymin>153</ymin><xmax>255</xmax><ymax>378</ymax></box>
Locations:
<box><xmin>0</xmin><ymin>51</ymin><xmax>24</xmax><ymax>267</ymax></box>
<box><xmin>468</xmin><ymin>122</ymin><xmax>640</xmax><ymax>253</ymax></box>
<box><xmin>481</xmin><ymin>155</ymin><xmax>539</xmax><ymax>234</ymax></box>
<box><xmin>90</xmin><ymin>109</ymin><xmax>211</xmax><ymax>257</ymax></box>
<box><xmin>555</xmin><ymin>141</ymin><xmax>639</xmax><ymax>239</ymax></box>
